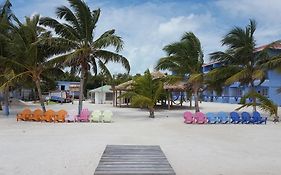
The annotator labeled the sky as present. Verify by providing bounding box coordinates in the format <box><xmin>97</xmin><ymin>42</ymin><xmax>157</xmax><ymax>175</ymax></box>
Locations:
<box><xmin>6</xmin><ymin>0</ymin><xmax>281</xmax><ymax>75</ymax></box>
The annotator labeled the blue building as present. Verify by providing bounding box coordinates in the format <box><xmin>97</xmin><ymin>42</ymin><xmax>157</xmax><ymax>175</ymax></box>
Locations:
<box><xmin>202</xmin><ymin>43</ymin><xmax>281</xmax><ymax>106</ymax></box>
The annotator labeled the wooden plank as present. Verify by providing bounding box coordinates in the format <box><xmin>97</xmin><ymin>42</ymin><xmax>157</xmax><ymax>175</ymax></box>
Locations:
<box><xmin>94</xmin><ymin>145</ymin><xmax>176</xmax><ymax>175</ymax></box>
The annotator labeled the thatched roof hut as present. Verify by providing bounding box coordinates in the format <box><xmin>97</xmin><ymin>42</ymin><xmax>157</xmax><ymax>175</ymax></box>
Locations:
<box><xmin>163</xmin><ymin>81</ymin><xmax>190</xmax><ymax>91</ymax></box>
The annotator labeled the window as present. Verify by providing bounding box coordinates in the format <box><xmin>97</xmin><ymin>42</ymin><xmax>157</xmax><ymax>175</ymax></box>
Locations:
<box><xmin>61</xmin><ymin>85</ymin><xmax>65</xmax><ymax>91</ymax></box>
<box><xmin>262</xmin><ymin>88</ymin><xmax>268</xmax><ymax>96</ymax></box>
<box><xmin>105</xmin><ymin>92</ymin><xmax>113</xmax><ymax>101</ymax></box>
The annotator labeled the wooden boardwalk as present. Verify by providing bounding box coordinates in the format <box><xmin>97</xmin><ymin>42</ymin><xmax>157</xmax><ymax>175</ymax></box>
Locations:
<box><xmin>94</xmin><ymin>145</ymin><xmax>176</xmax><ymax>175</ymax></box>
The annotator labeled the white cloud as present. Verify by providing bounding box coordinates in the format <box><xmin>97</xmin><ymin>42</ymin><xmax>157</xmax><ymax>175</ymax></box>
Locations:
<box><xmin>216</xmin><ymin>0</ymin><xmax>281</xmax><ymax>45</ymax></box>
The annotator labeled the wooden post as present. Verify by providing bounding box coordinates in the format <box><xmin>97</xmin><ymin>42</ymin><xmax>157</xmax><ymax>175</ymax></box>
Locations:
<box><xmin>119</xmin><ymin>90</ymin><xmax>121</xmax><ymax>107</ymax></box>
<box><xmin>168</xmin><ymin>90</ymin><xmax>170</xmax><ymax>110</ymax></box>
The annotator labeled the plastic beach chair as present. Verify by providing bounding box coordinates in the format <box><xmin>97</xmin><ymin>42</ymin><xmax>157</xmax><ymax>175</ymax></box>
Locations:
<box><xmin>41</xmin><ymin>109</ymin><xmax>55</xmax><ymax>122</ymax></box>
<box><xmin>206</xmin><ymin>112</ymin><xmax>219</xmax><ymax>124</ymax></box>
<box><xmin>217</xmin><ymin>112</ymin><xmax>231</xmax><ymax>124</ymax></box>
<box><xmin>195</xmin><ymin>112</ymin><xmax>208</xmax><ymax>124</ymax></box>
<box><xmin>230</xmin><ymin>112</ymin><xmax>242</xmax><ymax>124</ymax></box>
<box><xmin>16</xmin><ymin>108</ymin><xmax>32</xmax><ymax>121</ymax></box>
<box><xmin>77</xmin><ymin>108</ymin><xmax>90</xmax><ymax>122</ymax></box>
<box><xmin>183</xmin><ymin>111</ymin><xmax>195</xmax><ymax>124</ymax></box>
<box><xmin>90</xmin><ymin>110</ymin><xmax>102</xmax><ymax>122</ymax></box>
<box><xmin>103</xmin><ymin>110</ymin><xmax>113</xmax><ymax>123</ymax></box>
<box><xmin>241</xmin><ymin>112</ymin><xmax>253</xmax><ymax>124</ymax></box>
<box><xmin>65</xmin><ymin>110</ymin><xmax>78</xmax><ymax>122</ymax></box>
<box><xmin>252</xmin><ymin>111</ymin><xmax>267</xmax><ymax>124</ymax></box>
<box><xmin>54</xmin><ymin>110</ymin><xmax>67</xmax><ymax>122</ymax></box>
<box><xmin>29</xmin><ymin>109</ymin><xmax>43</xmax><ymax>121</ymax></box>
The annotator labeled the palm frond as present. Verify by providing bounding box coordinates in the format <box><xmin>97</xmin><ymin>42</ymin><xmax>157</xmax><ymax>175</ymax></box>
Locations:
<box><xmin>92</xmin><ymin>29</ymin><xmax>123</xmax><ymax>52</ymax></box>
<box><xmin>95</xmin><ymin>50</ymin><xmax>130</xmax><ymax>73</ymax></box>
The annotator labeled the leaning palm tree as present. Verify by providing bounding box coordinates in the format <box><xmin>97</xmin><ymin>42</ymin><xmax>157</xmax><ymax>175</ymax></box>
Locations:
<box><xmin>156</xmin><ymin>32</ymin><xmax>204</xmax><ymax>112</ymax></box>
<box><xmin>40</xmin><ymin>0</ymin><xmax>130</xmax><ymax>115</ymax></box>
<box><xmin>1</xmin><ymin>15</ymin><xmax>64</xmax><ymax>112</ymax></box>
<box><xmin>210</xmin><ymin>19</ymin><xmax>270</xmax><ymax>112</ymax></box>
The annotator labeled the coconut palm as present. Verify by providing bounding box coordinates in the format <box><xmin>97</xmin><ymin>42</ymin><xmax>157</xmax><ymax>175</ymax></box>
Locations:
<box><xmin>120</xmin><ymin>70</ymin><xmax>164</xmax><ymax>118</ymax></box>
<box><xmin>0</xmin><ymin>0</ymin><xmax>20</xmax><ymax>115</ymax></box>
<box><xmin>155</xmin><ymin>32</ymin><xmax>204</xmax><ymax>112</ymax></box>
<box><xmin>210</xmin><ymin>19</ymin><xmax>270</xmax><ymax>111</ymax></box>
<box><xmin>40</xmin><ymin>0</ymin><xmax>130</xmax><ymax>115</ymax></box>
<box><xmin>1</xmin><ymin>15</ymin><xmax>65</xmax><ymax>112</ymax></box>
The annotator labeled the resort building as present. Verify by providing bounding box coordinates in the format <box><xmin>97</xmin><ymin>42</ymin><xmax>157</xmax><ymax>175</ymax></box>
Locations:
<box><xmin>56</xmin><ymin>81</ymin><xmax>80</xmax><ymax>98</ymax></box>
<box><xmin>202</xmin><ymin>43</ymin><xmax>281</xmax><ymax>106</ymax></box>
<box><xmin>89</xmin><ymin>85</ymin><xmax>113</xmax><ymax>104</ymax></box>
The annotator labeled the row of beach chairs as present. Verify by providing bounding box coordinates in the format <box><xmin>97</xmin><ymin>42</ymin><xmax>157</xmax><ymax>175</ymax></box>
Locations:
<box><xmin>16</xmin><ymin>108</ymin><xmax>113</xmax><ymax>123</ymax></box>
<box><xmin>184</xmin><ymin>111</ymin><xmax>267</xmax><ymax>124</ymax></box>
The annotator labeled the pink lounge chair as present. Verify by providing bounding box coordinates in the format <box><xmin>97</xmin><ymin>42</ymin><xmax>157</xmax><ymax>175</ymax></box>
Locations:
<box><xmin>183</xmin><ymin>111</ymin><xmax>195</xmax><ymax>124</ymax></box>
<box><xmin>65</xmin><ymin>110</ymin><xmax>78</xmax><ymax>122</ymax></box>
<box><xmin>195</xmin><ymin>112</ymin><xmax>208</xmax><ymax>124</ymax></box>
<box><xmin>77</xmin><ymin>108</ymin><xmax>90</xmax><ymax>122</ymax></box>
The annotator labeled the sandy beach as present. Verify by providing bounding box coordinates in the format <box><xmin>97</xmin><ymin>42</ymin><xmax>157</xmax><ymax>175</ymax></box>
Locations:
<box><xmin>0</xmin><ymin>101</ymin><xmax>281</xmax><ymax>175</ymax></box>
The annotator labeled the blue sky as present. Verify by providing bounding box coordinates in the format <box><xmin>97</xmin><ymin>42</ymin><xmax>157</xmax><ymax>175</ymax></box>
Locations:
<box><xmin>6</xmin><ymin>0</ymin><xmax>281</xmax><ymax>74</ymax></box>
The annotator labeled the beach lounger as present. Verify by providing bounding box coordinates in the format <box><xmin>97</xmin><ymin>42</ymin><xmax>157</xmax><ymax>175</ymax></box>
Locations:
<box><xmin>183</xmin><ymin>111</ymin><xmax>195</xmax><ymax>124</ymax></box>
<box><xmin>103</xmin><ymin>110</ymin><xmax>113</xmax><ymax>123</ymax></box>
<box><xmin>241</xmin><ymin>112</ymin><xmax>253</xmax><ymax>124</ymax></box>
<box><xmin>217</xmin><ymin>112</ymin><xmax>231</xmax><ymax>123</ymax></box>
<box><xmin>65</xmin><ymin>110</ymin><xmax>77</xmax><ymax>122</ymax></box>
<box><xmin>41</xmin><ymin>109</ymin><xmax>55</xmax><ymax>122</ymax></box>
<box><xmin>54</xmin><ymin>110</ymin><xmax>67</xmax><ymax>122</ymax></box>
<box><xmin>77</xmin><ymin>108</ymin><xmax>90</xmax><ymax>122</ymax></box>
<box><xmin>252</xmin><ymin>111</ymin><xmax>267</xmax><ymax>124</ymax></box>
<box><xmin>29</xmin><ymin>109</ymin><xmax>43</xmax><ymax>121</ymax></box>
<box><xmin>206</xmin><ymin>112</ymin><xmax>219</xmax><ymax>124</ymax></box>
<box><xmin>195</xmin><ymin>112</ymin><xmax>207</xmax><ymax>124</ymax></box>
<box><xmin>16</xmin><ymin>108</ymin><xmax>32</xmax><ymax>121</ymax></box>
<box><xmin>230</xmin><ymin>112</ymin><xmax>241</xmax><ymax>124</ymax></box>
<box><xmin>90</xmin><ymin>110</ymin><xmax>102</xmax><ymax>122</ymax></box>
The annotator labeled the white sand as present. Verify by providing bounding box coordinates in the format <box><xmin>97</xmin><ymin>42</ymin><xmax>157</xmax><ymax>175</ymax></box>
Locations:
<box><xmin>0</xmin><ymin>101</ymin><xmax>281</xmax><ymax>175</ymax></box>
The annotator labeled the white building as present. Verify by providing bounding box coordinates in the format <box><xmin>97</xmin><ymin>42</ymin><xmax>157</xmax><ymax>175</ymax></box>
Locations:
<box><xmin>89</xmin><ymin>85</ymin><xmax>113</xmax><ymax>104</ymax></box>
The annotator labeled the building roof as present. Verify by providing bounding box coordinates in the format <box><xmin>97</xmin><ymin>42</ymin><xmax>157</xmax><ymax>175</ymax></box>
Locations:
<box><xmin>255</xmin><ymin>41</ymin><xmax>281</xmax><ymax>52</ymax></box>
<box><xmin>163</xmin><ymin>81</ymin><xmax>190</xmax><ymax>91</ymax></box>
<box><xmin>89</xmin><ymin>85</ymin><xmax>112</xmax><ymax>93</ymax></box>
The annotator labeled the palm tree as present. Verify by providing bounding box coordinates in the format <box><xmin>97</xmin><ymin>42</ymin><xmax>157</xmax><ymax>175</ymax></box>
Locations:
<box><xmin>1</xmin><ymin>15</ymin><xmax>64</xmax><ymax>112</ymax></box>
<box><xmin>40</xmin><ymin>0</ymin><xmax>130</xmax><ymax>115</ymax></box>
<box><xmin>0</xmin><ymin>0</ymin><xmax>20</xmax><ymax>115</ymax></box>
<box><xmin>120</xmin><ymin>70</ymin><xmax>164</xmax><ymax>118</ymax></box>
<box><xmin>210</xmin><ymin>19</ymin><xmax>269</xmax><ymax>112</ymax></box>
<box><xmin>155</xmin><ymin>32</ymin><xmax>204</xmax><ymax>112</ymax></box>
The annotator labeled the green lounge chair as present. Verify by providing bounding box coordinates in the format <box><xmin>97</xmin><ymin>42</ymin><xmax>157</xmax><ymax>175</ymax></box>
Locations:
<box><xmin>103</xmin><ymin>110</ymin><xmax>113</xmax><ymax>123</ymax></box>
<box><xmin>90</xmin><ymin>110</ymin><xmax>102</xmax><ymax>122</ymax></box>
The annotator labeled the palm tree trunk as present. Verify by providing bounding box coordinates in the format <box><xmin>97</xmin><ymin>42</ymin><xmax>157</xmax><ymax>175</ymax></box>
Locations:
<box><xmin>251</xmin><ymin>82</ymin><xmax>257</xmax><ymax>112</ymax></box>
<box><xmin>194</xmin><ymin>87</ymin><xmax>200</xmax><ymax>112</ymax></box>
<box><xmin>78</xmin><ymin>68</ymin><xmax>86</xmax><ymax>115</ymax></box>
<box><xmin>149</xmin><ymin>107</ymin><xmax>155</xmax><ymax>118</ymax></box>
<box><xmin>35</xmin><ymin>79</ymin><xmax>46</xmax><ymax>112</ymax></box>
<box><xmin>3</xmin><ymin>86</ymin><xmax>9</xmax><ymax>116</ymax></box>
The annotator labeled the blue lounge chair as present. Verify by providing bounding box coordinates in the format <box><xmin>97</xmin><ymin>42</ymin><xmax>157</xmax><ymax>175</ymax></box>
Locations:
<box><xmin>252</xmin><ymin>111</ymin><xmax>267</xmax><ymax>124</ymax></box>
<box><xmin>206</xmin><ymin>112</ymin><xmax>219</xmax><ymax>124</ymax></box>
<box><xmin>230</xmin><ymin>112</ymin><xmax>242</xmax><ymax>124</ymax></box>
<box><xmin>217</xmin><ymin>112</ymin><xmax>230</xmax><ymax>123</ymax></box>
<box><xmin>241</xmin><ymin>112</ymin><xmax>253</xmax><ymax>124</ymax></box>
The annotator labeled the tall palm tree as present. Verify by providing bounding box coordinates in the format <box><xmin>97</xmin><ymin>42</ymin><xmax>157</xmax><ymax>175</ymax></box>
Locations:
<box><xmin>1</xmin><ymin>15</ymin><xmax>64</xmax><ymax>112</ymax></box>
<box><xmin>0</xmin><ymin>0</ymin><xmax>20</xmax><ymax>115</ymax></box>
<box><xmin>210</xmin><ymin>19</ymin><xmax>269</xmax><ymax>111</ymax></box>
<box><xmin>40</xmin><ymin>0</ymin><xmax>130</xmax><ymax>115</ymax></box>
<box><xmin>156</xmin><ymin>32</ymin><xmax>204</xmax><ymax>112</ymax></box>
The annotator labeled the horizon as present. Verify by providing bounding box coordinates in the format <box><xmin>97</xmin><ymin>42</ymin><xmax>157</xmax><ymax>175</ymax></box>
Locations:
<box><xmin>7</xmin><ymin>0</ymin><xmax>281</xmax><ymax>74</ymax></box>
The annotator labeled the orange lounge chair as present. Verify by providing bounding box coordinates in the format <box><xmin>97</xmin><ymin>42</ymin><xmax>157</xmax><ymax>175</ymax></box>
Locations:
<box><xmin>16</xmin><ymin>108</ymin><xmax>32</xmax><ymax>121</ymax></box>
<box><xmin>54</xmin><ymin>110</ymin><xmax>67</xmax><ymax>122</ymax></box>
<box><xmin>29</xmin><ymin>109</ymin><xmax>43</xmax><ymax>121</ymax></box>
<box><xmin>41</xmin><ymin>109</ymin><xmax>55</xmax><ymax>122</ymax></box>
